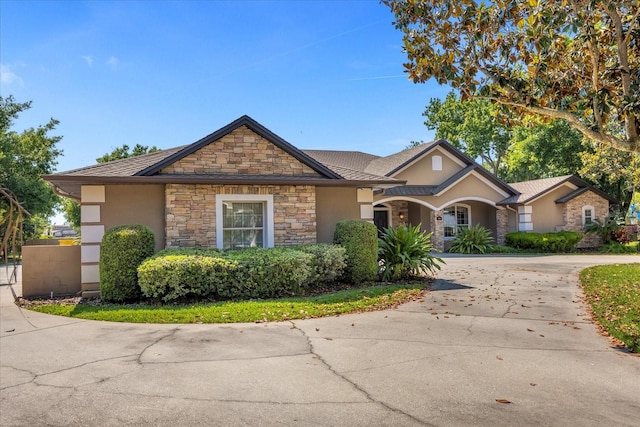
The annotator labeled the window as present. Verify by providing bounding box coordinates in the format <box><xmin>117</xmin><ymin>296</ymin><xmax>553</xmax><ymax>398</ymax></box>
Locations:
<box><xmin>216</xmin><ymin>195</ymin><xmax>274</xmax><ymax>249</ymax></box>
<box><xmin>582</xmin><ymin>205</ymin><xmax>594</xmax><ymax>225</ymax></box>
<box><xmin>222</xmin><ymin>202</ymin><xmax>264</xmax><ymax>249</ymax></box>
<box><xmin>443</xmin><ymin>204</ymin><xmax>470</xmax><ymax>238</ymax></box>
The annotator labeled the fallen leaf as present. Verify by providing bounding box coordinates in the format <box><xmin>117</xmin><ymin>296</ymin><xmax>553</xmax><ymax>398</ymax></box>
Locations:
<box><xmin>495</xmin><ymin>399</ymin><xmax>511</xmax><ymax>404</ymax></box>
<box><xmin>527</xmin><ymin>328</ymin><xmax>534</xmax><ymax>332</ymax></box>
<box><xmin>496</xmin><ymin>355</ymin><xmax>503</xmax><ymax>360</ymax></box>
<box><xmin>315</xmin><ymin>328</ymin><xmax>320</xmax><ymax>332</ymax></box>
<box><xmin>530</xmin><ymin>383</ymin><xmax>537</xmax><ymax>386</ymax></box>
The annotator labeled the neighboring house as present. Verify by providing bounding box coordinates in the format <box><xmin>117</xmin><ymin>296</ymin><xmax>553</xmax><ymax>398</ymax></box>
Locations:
<box><xmin>44</xmin><ymin>115</ymin><xmax>615</xmax><ymax>297</ymax></box>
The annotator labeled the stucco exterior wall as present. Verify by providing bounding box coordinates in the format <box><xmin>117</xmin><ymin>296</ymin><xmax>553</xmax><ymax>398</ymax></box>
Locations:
<box><xmin>393</xmin><ymin>147</ymin><xmax>464</xmax><ymax>185</ymax></box>
<box><xmin>22</xmin><ymin>245</ymin><xmax>81</xmax><ymax>298</ymax></box>
<box><xmin>102</xmin><ymin>185</ymin><xmax>166</xmax><ymax>253</ymax></box>
<box><xmin>315</xmin><ymin>187</ymin><xmax>360</xmax><ymax>243</ymax></box>
<box><xmin>526</xmin><ymin>186</ymin><xmax>572</xmax><ymax>232</ymax></box>
<box><xmin>166</xmin><ymin>184</ymin><xmax>317</xmax><ymax>248</ymax></box>
<box><xmin>161</xmin><ymin>126</ymin><xmax>321</xmax><ymax>177</ymax></box>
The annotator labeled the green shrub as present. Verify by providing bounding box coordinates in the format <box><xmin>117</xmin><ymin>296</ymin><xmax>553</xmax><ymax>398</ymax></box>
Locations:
<box><xmin>100</xmin><ymin>224</ymin><xmax>155</xmax><ymax>302</ymax></box>
<box><xmin>505</xmin><ymin>231</ymin><xmax>582</xmax><ymax>253</ymax></box>
<box><xmin>378</xmin><ymin>224</ymin><xmax>443</xmax><ymax>281</ymax></box>
<box><xmin>598</xmin><ymin>241</ymin><xmax>639</xmax><ymax>254</ymax></box>
<box><xmin>296</xmin><ymin>244</ymin><xmax>347</xmax><ymax>284</ymax></box>
<box><xmin>333</xmin><ymin>220</ymin><xmax>378</xmax><ymax>285</ymax></box>
<box><xmin>584</xmin><ymin>214</ymin><xmax>623</xmax><ymax>243</ymax></box>
<box><xmin>138</xmin><ymin>255</ymin><xmax>237</xmax><ymax>302</ymax></box>
<box><xmin>448</xmin><ymin>224</ymin><xmax>494</xmax><ymax>254</ymax></box>
<box><xmin>137</xmin><ymin>247</ymin><xmax>315</xmax><ymax>302</ymax></box>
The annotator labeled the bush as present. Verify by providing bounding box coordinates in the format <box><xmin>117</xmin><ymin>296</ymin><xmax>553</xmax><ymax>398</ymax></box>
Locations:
<box><xmin>505</xmin><ymin>231</ymin><xmax>582</xmax><ymax>253</ymax></box>
<box><xmin>100</xmin><ymin>224</ymin><xmax>155</xmax><ymax>302</ymax></box>
<box><xmin>333</xmin><ymin>220</ymin><xmax>378</xmax><ymax>285</ymax></box>
<box><xmin>598</xmin><ymin>241</ymin><xmax>639</xmax><ymax>254</ymax></box>
<box><xmin>584</xmin><ymin>214</ymin><xmax>624</xmax><ymax>243</ymax></box>
<box><xmin>378</xmin><ymin>224</ymin><xmax>443</xmax><ymax>281</ymax></box>
<box><xmin>137</xmin><ymin>247</ymin><xmax>315</xmax><ymax>302</ymax></box>
<box><xmin>448</xmin><ymin>224</ymin><xmax>494</xmax><ymax>254</ymax></box>
<box><xmin>296</xmin><ymin>244</ymin><xmax>347</xmax><ymax>284</ymax></box>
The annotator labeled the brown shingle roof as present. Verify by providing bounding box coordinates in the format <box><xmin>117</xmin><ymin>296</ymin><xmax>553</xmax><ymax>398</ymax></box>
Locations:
<box><xmin>303</xmin><ymin>150</ymin><xmax>380</xmax><ymax>172</ymax></box>
<box><xmin>364</xmin><ymin>143</ymin><xmax>437</xmax><ymax>176</ymax></box>
<box><xmin>499</xmin><ymin>175</ymin><xmax>574</xmax><ymax>204</ymax></box>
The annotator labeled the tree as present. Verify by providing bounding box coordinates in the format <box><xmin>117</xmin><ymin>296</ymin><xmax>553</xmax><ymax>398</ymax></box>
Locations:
<box><xmin>0</xmin><ymin>96</ymin><xmax>62</xmax><ymax>240</ymax></box>
<box><xmin>506</xmin><ymin>119</ymin><xmax>587</xmax><ymax>182</ymax></box>
<box><xmin>96</xmin><ymin>144</ymin><xmax>159</xmax><ymax>163</ymax></box>
<box><xmin>61</xmin><ymin>197</ymin><xmax>81</xmax><ymax>229</ymax></box>
<box><xmin>384</xmin><ymin>0</ymin><xmax>640</xmax><ymax>153</ymax></box>
<box><xmin>423</xmin><ymin>91</ymin><xmax>511</xmax><ymax>177</ymax></box>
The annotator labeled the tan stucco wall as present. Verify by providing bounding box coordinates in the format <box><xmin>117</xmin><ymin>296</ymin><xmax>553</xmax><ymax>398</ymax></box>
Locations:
<box><xmin>526</xmin><ymin>185</ymin><xmax>575</xmax><ymax>232</ymax></box>
<box><xmin>22</xmin><ymin>245</ymin><xmax>81</xmax><ymax>298</ymax></box>
<box><xmin>394</xmin><ymin>148</ymin><xmax>464</xmax><ymax>185</ymax></box>
<box><xmin>102</xmin><ymin>185</ymin><xmax>166</xmax><ymax>253</ymax></box>
<box><xmin>161</xmin><ymin>126</ymin><xmax>321</xmax><ymax>177</ymax></box>
<box><xmin>316</xmin><ymin>187</ymin><xmax>361</xmax><ymax>243</ymax></box>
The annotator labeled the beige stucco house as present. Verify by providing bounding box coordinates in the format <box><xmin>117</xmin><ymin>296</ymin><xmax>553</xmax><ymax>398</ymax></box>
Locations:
<box><xmin>44</xmin><ymin>115</ymin><xmax>614</xmax><ymax>297</ymax></box>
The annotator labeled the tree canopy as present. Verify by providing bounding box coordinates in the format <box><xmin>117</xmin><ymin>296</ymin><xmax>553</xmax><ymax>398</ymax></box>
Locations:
<box><xmin>96</xmin><ymin>144</ymin><xmax>159</xmax><ymax>163</ymax></box>
<box><xmin>1</xmin><ymin>96</ymin><xmax>62</xmax><ymax>240</ymax></box>
<box><xmin>423</xmin><ymin>92</ymin><xmax>512</xmax><ymax>177</ymax></box>
<box><xmin>384</xmin><ymin>0</ymin><xmax>640</xmax><ymax>153</ymax></box>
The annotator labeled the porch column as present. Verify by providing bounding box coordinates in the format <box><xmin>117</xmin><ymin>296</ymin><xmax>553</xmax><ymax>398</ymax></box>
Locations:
<box><xmin>430</xmin><ymin>210</ymin><xmax>444</xmax><ymax>252</ymax></box>
<box><xmin>496</xmin><ymin>208</ymin><xmax>508</xmax><ymax>245</ymax></box>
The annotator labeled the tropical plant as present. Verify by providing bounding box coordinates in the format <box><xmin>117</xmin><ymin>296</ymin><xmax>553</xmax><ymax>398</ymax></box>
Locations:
<box><xmin>584</xmin><ymin>214</ymin><xmax>624</xmax><ymax>243</ymax></box>
<box><xmin>448</xmin><ymin>224</ymin><xmax>494</xmax><ymax>254</ymax></box>
<box><xmin>378</xmin><ymin>224</ymin><xmax>443</xmax><ymax>281</ymax></box>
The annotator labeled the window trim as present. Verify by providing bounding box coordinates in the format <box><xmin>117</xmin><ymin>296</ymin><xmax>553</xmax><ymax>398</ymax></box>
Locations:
<box><xmin>582</xmin><ymin>205</ymin><xmax>595</xmax><ymax>226</ymax></box>
<box><xmin>216</xmin><ymin>194</ymin><xmax>274</xmax><ymax>248</ymax></box>
<box><xmin>443</xmin><ymin>203</ymin><xmax>471</xmax><ymax>240</ymax></box>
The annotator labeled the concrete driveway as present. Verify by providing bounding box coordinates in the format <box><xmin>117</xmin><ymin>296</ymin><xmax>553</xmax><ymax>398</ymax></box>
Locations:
<box><xmin>1</xmin><ymin>255</ymin><xmax>639</xmax><ymax>426</ymax></box>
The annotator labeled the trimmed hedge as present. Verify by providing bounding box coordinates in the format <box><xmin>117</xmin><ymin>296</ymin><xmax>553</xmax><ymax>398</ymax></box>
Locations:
<box><xmin>296</xmin><ymin>244</ymin><xmax>347</xmax><ymax>284</ymax></box>
<box><xmin>138</xmin><ymin>247</ymin><xmax>316</xmax><ymax>302</ymax></box>
<box><xmin>333</xmin><ymin>220</ymin><xmax>378</xmax><ymax>285</ymax></box>
<box><xmin>505</xmin><ymin>231</ymin><xmax>582</xmax><ymax>253</ymax></box>
<box><xmin>100</xmin><ymin>224</ymin><xmax>155</xmax><ymax>302</ymax></box>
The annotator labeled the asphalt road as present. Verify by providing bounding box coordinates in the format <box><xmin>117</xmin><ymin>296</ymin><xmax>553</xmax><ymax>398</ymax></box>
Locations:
<box><xmin>1</xmin><ymin>254</ymin><xmax>639</xmax><ymax>426</ymax></box>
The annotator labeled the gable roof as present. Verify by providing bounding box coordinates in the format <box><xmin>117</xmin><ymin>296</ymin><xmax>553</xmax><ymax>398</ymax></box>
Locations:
<box><xmin>43</xmin><ymin>115</ymin><xmax>403</xmax><ymax>199</ymax></box>
<box><xmin>498</xmin><ymin>175</ymin><xmax>617</xmax><ymax>205</ymax></box>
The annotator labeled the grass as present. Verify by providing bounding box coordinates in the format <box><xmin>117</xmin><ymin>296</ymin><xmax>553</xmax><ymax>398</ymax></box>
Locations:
<box><xmin>580</xmin><ymin>263</ymin><xmax>640</xmax><ymax>352</ymax></box>
<box><xmin>28</xmin><ymin>283</ymin><xmax>426</xmax><ymax>324</ymax></box>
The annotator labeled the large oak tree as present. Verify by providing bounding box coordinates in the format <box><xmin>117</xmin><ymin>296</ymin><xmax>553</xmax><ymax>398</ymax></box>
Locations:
<box><xmin>384</xmin><ymin>0</ymin><xmax>640</xmax><ymax>153</ymax></box>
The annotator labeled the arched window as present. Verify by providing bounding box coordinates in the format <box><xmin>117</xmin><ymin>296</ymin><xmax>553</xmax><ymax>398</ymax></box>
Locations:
<box><xmin>443</xmin><ymin>204</ymin><xmax>470</xmax><ymax>239</ymax></box>
<box><xmin>582</xmin><ymin>205</ymin><xmax>595</xmax><ymax>225</ymax></box>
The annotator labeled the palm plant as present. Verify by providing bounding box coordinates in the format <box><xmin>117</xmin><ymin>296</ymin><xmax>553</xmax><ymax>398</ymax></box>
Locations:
<box><xmin>448</xmin><ymin>224</ymin><xmax>494</xmax><ymax>254</ymax></box>
<box><xmin>378</xmin><ymin>224</ymin><xmax>444</xmax><ymax>281</ymax></box>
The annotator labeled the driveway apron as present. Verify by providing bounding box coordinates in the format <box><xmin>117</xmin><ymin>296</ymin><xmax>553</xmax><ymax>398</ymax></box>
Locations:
<box><xmin>1</xmin><ymin>255</ymin><xmax>639</xmax><ymax>426</ymax></box>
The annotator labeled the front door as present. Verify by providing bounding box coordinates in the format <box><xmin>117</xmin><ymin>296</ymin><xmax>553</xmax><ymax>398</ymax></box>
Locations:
<box><xmin>374</xmin><ymin>209</ymin><xmax>389</xmax><ymax>236</ymax></box>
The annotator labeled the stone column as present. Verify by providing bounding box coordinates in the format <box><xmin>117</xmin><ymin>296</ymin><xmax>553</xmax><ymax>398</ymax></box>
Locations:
<box><xmin>496</xmin><ymin>208</ymin><xmax>508</xmax><ymax>245</ymax></box>
<box><xmin>430</xmin><ymin>210</ymin><xmax>444</xmax><ymax>252</ymax></box>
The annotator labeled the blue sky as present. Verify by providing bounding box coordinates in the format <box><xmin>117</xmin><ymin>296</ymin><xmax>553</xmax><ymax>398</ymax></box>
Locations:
<box><xmin>1</xmin><ymin>0</ymin><xmax>449</xmax><ymax>175</ymax></box>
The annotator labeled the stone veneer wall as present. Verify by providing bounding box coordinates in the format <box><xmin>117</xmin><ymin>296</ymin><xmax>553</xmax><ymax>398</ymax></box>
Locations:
<box><xmin>430</xmin><ymin>210</ymin><xmax>444</xmax><ymax>251</ymax></box>
<box><xmin>496</xmin><ymin>209</ymin><xmax>508</xmax><ymax>245</ymax></box>
<box><xmin>388</xmin><ymin>200</ymin><xmax>409</xmax><ymax>228</ymax></box>
<box><xmin>165</xmin><ymin>184</ymin><xmax>316</xmax><ymax>248</ymax></box>
<box><xmin>560</xmin><ymin>191</ymin><xmax>609</xmax><ymax>248</ymax></box>
<box><xmin>161</xmin><ymin>126</ymin><xmax>321</xmax><ymax>177</ymax></box>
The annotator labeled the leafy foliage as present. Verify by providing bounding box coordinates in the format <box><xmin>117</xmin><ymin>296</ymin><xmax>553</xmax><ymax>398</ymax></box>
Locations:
<box><xmin>505</xmin><ymin>231</ymin><xmax>583</xmax><ymax>253</ymax></box>
<box><xmin>296</xmin><ymin>244</ymin><xmax>347</xmax><ymax>284</ymax></box>
<box><xmin>96</xmin><ymin>144</ymin><xmax>159</xmax><ymax>163</ymax></box>
<box><xmin>333</xmin><ymin>220</ymin><xmax>378</xmax><ymax>284</ymax></box>
<box><xmin>100</xmin><ymin>225</ymin><xmax>155</xmax><ymax>302</ymax></box>
<box><xmin>378</xmin><ymin>224</ymin><xmax>443</xmax><ymax>281</ymax></box>
<box><xmin>384</xmin><ymin>0</ymin><xmax>640</xmax><ymax>153</ymax></box>
<box><xmin>60</xmin><ymin>198</ymin><xmax>81</xmax><ymax>229</ymax></box>
<box><xmin>584</xmin><ymin>214</ymin><xmax>624</xmax><ymax>243</ymax></box>
<box><xmin>1</xmin><ymin>96</ymin><xmax>62</xmax><ymax>240</ymax></box>
<box><xmin>424</xmin><ymin>92</ymin><xmax>512</xmax><ymax>177</ymax></box>
<box><xmin>448</xmin><ymin>224</ymin><xmax>494</xmax><ymax>254</ymax></box>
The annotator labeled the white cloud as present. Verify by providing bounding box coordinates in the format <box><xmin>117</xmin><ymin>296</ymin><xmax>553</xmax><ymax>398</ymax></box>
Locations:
<box><xmin>82</xmin><ymin>55</ymin><xmax>94</xmax><ymax>67</ymax></box>
<box><xmin>0</xmin><ymin>63</ymin><xmax>24</xmax><ymax>87</ymax></box>
<box><xmin>105</xmin><ymin>56</ymin><xmax>119</xmax><ymax>70</ymax></box>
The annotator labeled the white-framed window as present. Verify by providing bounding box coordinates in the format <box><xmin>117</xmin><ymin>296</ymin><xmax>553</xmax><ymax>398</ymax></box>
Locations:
<box><xmin>216</xmin><ymin>195</ymin><xmax>274</xmax><ymax>249</ymax></box>
<box><xmin>443</xmin><ymin>204</ymin><xmax>470</xmax><ymax>239</ymax></box>
<box><xmin>582</xmin><ymin>205</ymin><xmax>595</xmax><ymax>225</ymax></box>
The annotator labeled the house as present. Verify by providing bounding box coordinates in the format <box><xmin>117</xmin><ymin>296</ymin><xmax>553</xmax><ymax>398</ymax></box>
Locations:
<box><xmin>44</xmin><ymin>115</ymin><xmax>614</xmax><ymax>297</ymax></box>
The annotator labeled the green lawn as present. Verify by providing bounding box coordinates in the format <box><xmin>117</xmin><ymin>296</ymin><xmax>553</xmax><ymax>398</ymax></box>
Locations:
<box><xmin>28</xmin><ymin>284</ymin><xmax>426</xmax><ymax>323</ymax></box>
<box><xmin>580</xmin><ymin>263</ymin><xmax>640</xmax><ymax>352</ymax></box>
